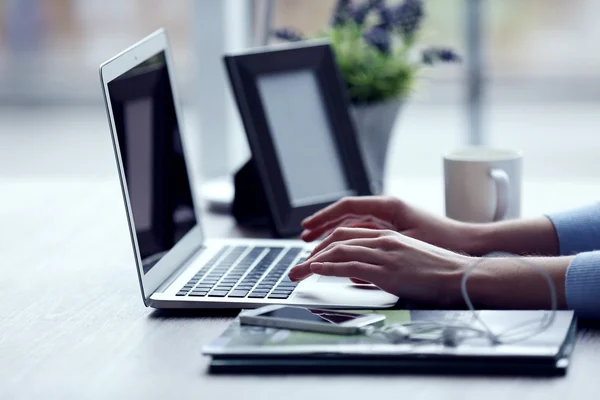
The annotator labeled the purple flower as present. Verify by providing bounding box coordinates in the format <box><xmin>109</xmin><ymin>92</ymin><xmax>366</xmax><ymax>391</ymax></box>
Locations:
<box><xmin>352</xmin><ymin>0</ymin><xmax>383</xmax><ymax>25</ymax></box>
<box><xmin>272</xmin><ymin>27</ymin><xmax>305</xmax><ymax>42</ymax></box>
<box><xmin>377</xmin><ymin>5</ymin><xmax>394</xmax><ymax>30</ymax></box>
<box><xmin>422</xmin><ymin>47</ymin><xmax>461</xmax><ymax>65</ymax></box>
<box><xmin>438</xmin><ymin>48</ymin><xmax>460</xmax><ymax>62</ymax></box>
<box><xmin>331</xmin><ymin>0</ymin><xmax>354</xmax><ymax>26</ymax></box>
<box><xmin>364</xmin><ymin>25</ymin><xmax>390</xmax><ymax>54</ymax></box>
<box><xmin>393</xmin><ymin>0</ymin><xmax>424</xmax><ymax>40</ymax></box>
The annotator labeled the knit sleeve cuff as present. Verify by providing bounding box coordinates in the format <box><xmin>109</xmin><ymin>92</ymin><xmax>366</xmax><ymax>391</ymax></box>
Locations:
<box><xmin>546</xmin><ymin>203</ymin><xmax>600</xmax><ymax>255</ymax></box>
<box><xmin>565</xmin><ymin>251</ymin><xmax>600</xmax><ymax>320</ymax></box>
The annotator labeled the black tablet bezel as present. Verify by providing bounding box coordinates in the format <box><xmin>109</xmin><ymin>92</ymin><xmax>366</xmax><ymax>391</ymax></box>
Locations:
<box><xmin>224</xmin><ymin>40</ymin><xmax>372</xmax><ymax>237</ymax></box>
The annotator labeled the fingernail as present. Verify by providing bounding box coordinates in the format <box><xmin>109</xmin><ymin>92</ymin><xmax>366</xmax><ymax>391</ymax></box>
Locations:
<box><xmin>301</xmin><ymin>217</ymin><xmax>313</xmax><ymax>225</ymax></box>
<box><xmin>310</xmin><ymin>262</ymin><xmax>324</xmax><ymax>272</ymax></box>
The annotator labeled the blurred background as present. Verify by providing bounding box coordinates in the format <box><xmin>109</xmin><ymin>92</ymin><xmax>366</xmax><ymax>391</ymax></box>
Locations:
<box><xmin>1</xmin><ymin>0</ymin><xmax>599</xmax><ymax>189</ymax></box>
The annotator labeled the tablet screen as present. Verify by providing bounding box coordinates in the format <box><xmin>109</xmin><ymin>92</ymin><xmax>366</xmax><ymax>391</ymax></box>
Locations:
<box><xmin>257</xmin><ymin>70</ymin><xmax>351</xmax><ymax>207</ymax></box>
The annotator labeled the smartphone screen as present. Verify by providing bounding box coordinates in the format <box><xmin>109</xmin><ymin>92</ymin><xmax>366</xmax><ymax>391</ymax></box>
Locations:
<box><xmin>260</xmin><ymin>307</ymin><xmax>364</xmax><ymax>325</ymax></box>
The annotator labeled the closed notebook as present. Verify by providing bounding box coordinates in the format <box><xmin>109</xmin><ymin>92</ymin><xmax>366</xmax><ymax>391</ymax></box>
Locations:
<box><xmin>202</xmin><ymin>310</ymin><xmax>577</xmax><ymax>375</ymax></box>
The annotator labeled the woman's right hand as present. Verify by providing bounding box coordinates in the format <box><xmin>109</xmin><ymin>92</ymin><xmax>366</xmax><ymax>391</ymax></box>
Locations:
<box><xmin>300</xmin><ymin>196</ymin><xmax>484</xmax><ymax>256</ymax></box>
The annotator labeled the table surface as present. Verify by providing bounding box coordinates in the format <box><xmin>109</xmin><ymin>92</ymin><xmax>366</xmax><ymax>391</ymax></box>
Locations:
<box><xmin>1</xmin><ymin>176</ymin><xmax>599</xmax><ymax>400</ymax></box>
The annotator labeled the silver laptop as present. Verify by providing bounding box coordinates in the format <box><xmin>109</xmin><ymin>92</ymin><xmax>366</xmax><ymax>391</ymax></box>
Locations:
<box><xmin>99</xmin><ymin>28</ymin><xmax>398</xmax><ymax>309</ymax></box>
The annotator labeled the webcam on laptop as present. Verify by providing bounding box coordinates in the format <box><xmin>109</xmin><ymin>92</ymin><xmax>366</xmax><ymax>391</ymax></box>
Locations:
<box><xmin>223</xmin><ymin>40</ymin><xmax>373</xmax><ymax>238</ymax></box>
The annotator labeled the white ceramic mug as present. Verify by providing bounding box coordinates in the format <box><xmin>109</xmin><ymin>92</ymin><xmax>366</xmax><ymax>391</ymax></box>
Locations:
<box><xmin>444</xmin><ymin>148</ymin><xmax>522</xmax><ymax>223</ymax></box>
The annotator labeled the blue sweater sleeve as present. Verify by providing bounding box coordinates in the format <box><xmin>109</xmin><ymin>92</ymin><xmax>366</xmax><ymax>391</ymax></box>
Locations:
<box><xmin>546</xmin><ymin>203</ymin><xmax>600</xmax><ymax>319</ymax></box>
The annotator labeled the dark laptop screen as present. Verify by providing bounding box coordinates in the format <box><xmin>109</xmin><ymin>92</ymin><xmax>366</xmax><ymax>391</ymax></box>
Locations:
<box><xmin>107</xmin><ymin>51</ymin><xmax>197</xmax><ymax>274</ymax></box>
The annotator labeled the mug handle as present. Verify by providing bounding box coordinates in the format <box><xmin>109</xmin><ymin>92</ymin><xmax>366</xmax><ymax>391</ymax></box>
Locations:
<box><xmin>490</xmin><ymin>169</ymin><xmax>510</xmax><ymax>221</ymax></box>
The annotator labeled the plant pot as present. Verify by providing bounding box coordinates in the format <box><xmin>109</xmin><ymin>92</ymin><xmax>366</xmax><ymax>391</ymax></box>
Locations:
<box><xmin>350</xmin><ymin>96</ymin><xmax>403</xmax><ymax>195</ymax></box>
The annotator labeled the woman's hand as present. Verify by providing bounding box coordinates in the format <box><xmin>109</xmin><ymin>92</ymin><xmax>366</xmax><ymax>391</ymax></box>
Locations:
<box><xmin>300</xmin><ymin>196</ymin><xmax>483</xmax><ymax>255</ymax></box>
<box><xmin>289</xmin><ymin>227</ymin><xmax>473</xmax><ymax>306</ymax></box>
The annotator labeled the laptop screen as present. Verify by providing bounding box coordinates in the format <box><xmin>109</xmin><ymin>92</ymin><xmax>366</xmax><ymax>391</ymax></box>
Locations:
<box><xmin>106</xmin><ymin>51</ymin><xmax>197</xmax><ymax>274</ymax></box>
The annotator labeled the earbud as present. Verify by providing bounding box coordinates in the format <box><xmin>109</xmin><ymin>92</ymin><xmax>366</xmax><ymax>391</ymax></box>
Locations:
<box><xmin>384</xmin><ymin>325</ymin><xmax>410</xmax><ymax>342</ymax></box>
<box><xmin>441</xmin><ymin>327</ymin><xmax>460</xmax><ymax>347</ymax></box>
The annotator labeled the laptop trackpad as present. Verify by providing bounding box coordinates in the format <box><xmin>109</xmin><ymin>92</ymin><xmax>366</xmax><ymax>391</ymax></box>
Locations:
<box><xmin>316</xmin><ymin>276</ymin><xmax>351</xmax><ymax>284</ymax></box>
<box><xmin>293</xmin><ymin>275</ymin><xmax>397</xmax><ymax>307</ymax></box>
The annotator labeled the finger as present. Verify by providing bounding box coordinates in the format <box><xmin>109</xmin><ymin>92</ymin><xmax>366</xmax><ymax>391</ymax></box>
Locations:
<box><xmin>290</xmin><ymin>240</ymin><xmax>387</xmax><ymax>281</ymax></box>
<box><xmin>328</xmin><ymin>216</ymin><xmax>396</xmax><ymax>238</ymax></box>
<box><xmin>301</xmin><ymin>197</ymin><xmax>394</xmax><ymax>230</ymax></box>
<box><xmin>305</xmin><ymin>212</ymin><xmax>396</xmax><ymax>241</ymax></box>
<box><xmin>307</xmin><ymin>227</ymin><xmax>387</xmax><ymax>258</ymax></box>
<box><xmin>350</xmin><ymin>277</ymin><xmax>372</xmax><ymax>284</ymax></box>
<box><xmin>301</xmin><ymin>213</ymin><xmax>363</xmax><ymax>241</ymax></box>
<box><xmin>302</xmin><ymin>214</ymin><xmax>396</xmax><ymax>242</ymax></box>
<box><xmin>310</xmin><ymin>261</ymin><xmax>385</xmax><ymax>284</ymax></box>
<box><xmin>313</xmin><ymin>223</ymin><xmax>379</xmax><ymax>242</ymax></box>
<box><xmin>345</xmin><ymin>222</ymin><xmax>381</xmax><ymax>229</ymax></box>
<box><xmin>310</xmin><ymin>233</ymin><xmax>401</xmax><ymax>261</ymax></box>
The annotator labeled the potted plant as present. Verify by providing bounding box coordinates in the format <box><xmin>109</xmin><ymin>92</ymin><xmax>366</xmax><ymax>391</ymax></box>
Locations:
<box><xmin>273</xmin><ymin>0</ymin><xmax>460</xmax><ymax>194</ymax></box>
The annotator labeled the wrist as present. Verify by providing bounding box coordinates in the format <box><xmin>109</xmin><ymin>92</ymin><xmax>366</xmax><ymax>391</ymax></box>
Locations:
<box><xmin>438</xmin><ymin>254</ymin><xmax>478</xmax><ymax>307</ymax></box>
<box><xmin>461</xmin><ymin>217</ymin><xmax>560</xmax><ymax>256</ymax></box>
<box><xmin>451</xmin><ymin>256</ymin><xmax>569</xmax><ymax>309</ymax></box>
<box><xmin>438</xmin><ymin>255</ymin><xmax>506</xmax><ymax>309</ymax></box>
<box><xmin>459</xmin><ymin>222</ymin><xmax>495</xmax><ymax>256</ymax></box>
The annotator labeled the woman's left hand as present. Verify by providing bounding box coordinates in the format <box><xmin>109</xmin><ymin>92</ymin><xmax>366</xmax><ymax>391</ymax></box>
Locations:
<box><xmin>288</xmin><ymin>227</ymin><xmax>474</xmax><ymax>306</ymax></box>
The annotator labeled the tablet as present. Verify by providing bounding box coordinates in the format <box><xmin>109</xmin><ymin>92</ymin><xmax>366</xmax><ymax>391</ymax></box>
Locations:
<box><xmin>224</xmin><ymin>40</ymin><xmax>372</xmax><ymax>237</ymax></box>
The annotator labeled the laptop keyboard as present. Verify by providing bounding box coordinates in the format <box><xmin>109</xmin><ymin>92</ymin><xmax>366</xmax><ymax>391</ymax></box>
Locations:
<box><xmin>176</xmin><ymin>246</ymin><xmax>306</xmax><ymax>300</ymax></box>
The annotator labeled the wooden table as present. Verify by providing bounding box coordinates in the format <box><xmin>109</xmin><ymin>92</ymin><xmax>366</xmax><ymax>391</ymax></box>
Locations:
<box><xmin>1</xmin><ymin>177</ymin><xmax>599</xmax><ymax>399</ymax></box>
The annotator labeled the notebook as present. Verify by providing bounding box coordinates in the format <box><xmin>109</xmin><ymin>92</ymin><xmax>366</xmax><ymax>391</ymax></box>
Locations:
<box><xmin>202</xmin><ymin>309</ymin><xmax>577</xmax><ymax>375</ymax></box>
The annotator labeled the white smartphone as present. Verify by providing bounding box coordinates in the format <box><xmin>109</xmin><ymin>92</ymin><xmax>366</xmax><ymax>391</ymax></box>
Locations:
<box><xmin>239</xmin><ymin>305</ymin><xmax>386</xmax><ymax>335</ymax></box>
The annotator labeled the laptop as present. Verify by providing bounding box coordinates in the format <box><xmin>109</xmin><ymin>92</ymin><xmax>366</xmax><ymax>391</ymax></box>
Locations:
<box><xmin>99</xmin><ymin>28</ymin><xmax>398</xmax><ymax>309</ymax></box>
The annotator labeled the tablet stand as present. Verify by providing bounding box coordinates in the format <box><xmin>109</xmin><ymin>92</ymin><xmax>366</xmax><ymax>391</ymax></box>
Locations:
<box><xmin>231</xmin><ymin>159</ymin><xmax>272</xmax><ymax>229</ymax></box>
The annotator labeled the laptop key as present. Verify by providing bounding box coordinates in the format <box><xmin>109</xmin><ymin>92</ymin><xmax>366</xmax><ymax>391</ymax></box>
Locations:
<box><xmin>228</xmin><ymin>290</ymin><xmax>249</xmax><ymax>298</ymax></box>
<box><xmin>248</xmin><ymin>292</ymin><xmax>268</xmax><ymax>298</ymax></box>
<box><xmin>271</xmin><ymin>286</ymin><xmax>293</xmax><ymax>291</ymax></box>
<box><xmin>275</xmin><ymin>286</ymin><xmax>296</xmax><ymax>291</ymax></box>
<box><xmin>189</xmin><ymin>292</ymin><xmax>208</xmax><ymax>297</ymax></box>
<box><xmin>268</xmin><ymin>293</ymin><xmax>290</xmax><ymax>299</ymax></box>
<box><xmin>208</xmin><ymin>290</ymin><xmax>229</xmax><ymax>297</ymax></box>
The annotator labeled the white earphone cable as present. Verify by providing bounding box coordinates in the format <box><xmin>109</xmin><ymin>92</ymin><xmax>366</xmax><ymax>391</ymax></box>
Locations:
<box><xmin>362</xmin><ymin>253</ymin><xmax>558</xmax><ymax>346</ymax></box>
